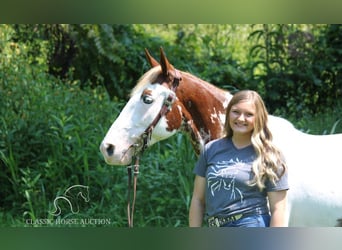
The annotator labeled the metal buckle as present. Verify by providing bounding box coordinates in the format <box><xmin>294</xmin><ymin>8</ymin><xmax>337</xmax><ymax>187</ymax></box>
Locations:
<box><xmin>208</xmin><ymin>214</ymin><xmax>244</xmax><ymax>227</ymax></box>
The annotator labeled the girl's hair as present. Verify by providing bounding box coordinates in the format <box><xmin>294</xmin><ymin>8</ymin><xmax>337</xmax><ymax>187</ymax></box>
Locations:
<box><xmin>224</xmin><ymin>90</ymin><xmax>287</xmax><ymax>190</ymax></box>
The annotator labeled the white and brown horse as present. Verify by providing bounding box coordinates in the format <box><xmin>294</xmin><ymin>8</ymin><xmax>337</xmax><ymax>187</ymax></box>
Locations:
<box><xmin>100</xmin><ymin>48</ymin><xmax>342</xmax><ymax>226</ymax></box>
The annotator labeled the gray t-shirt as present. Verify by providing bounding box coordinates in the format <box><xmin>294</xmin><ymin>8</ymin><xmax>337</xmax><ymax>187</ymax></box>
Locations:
<box><xmin>193</xmin><ymin>137</ymin><xmax>289</xmax><ymax>218</ymax></box>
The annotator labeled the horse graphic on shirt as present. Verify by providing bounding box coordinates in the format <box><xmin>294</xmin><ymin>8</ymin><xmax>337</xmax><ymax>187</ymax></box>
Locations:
<box><xmin>207</xmin><ymin>159</ymin><xmax>244</xmax><ymax>203</ymax></box>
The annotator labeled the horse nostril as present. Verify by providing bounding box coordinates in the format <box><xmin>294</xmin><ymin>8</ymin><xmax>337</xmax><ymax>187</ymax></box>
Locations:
<box><xmin>106</xmin><ymin>144</ymin><xmax>115</xmax><ymax>156</ymax></box>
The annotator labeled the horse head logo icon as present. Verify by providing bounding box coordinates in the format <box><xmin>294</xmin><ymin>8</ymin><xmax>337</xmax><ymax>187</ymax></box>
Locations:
<box><xmin>50</xmin><ymin>185</ymin><xmax>90</xmax><ymax>216</ymax></box>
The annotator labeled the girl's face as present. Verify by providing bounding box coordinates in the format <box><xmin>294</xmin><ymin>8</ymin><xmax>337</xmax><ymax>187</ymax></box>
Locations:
<box><xmin>229</xmin><ymin>100</ymin><xmax>256</xmax><ymax>136</ymax></box>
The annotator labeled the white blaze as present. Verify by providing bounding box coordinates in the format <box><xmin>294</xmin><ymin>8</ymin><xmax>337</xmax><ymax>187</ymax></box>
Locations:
<box><xmin>100</xmin><ymin>83</ymin><xmax>177</xmax><ymax>165</ymax></box>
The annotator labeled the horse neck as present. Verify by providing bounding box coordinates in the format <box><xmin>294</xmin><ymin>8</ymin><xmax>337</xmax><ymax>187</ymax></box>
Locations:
<box><xmin>176</xmin><ymin>72</ymin><xmax>232</xmax><ymax>153</ymax></box>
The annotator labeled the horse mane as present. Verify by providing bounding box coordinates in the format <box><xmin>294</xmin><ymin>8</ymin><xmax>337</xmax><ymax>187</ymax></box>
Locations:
<box><xmin>131</xmin><ymin>66</ymin><xmax>162</xmax><ymax>96</ymax></box>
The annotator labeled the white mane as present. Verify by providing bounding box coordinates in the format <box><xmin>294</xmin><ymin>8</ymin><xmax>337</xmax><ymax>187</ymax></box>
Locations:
<box><xmin>131</xmin><ymin>66</ymin><xmax>161</xmax><ymax>96</ymax></box>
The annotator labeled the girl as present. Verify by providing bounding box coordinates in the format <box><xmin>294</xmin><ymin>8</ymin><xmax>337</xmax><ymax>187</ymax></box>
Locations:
<box><xmin>189</xmin><ymin>90</ymin><xmax>289</xmax><ymax>227</ymax></box>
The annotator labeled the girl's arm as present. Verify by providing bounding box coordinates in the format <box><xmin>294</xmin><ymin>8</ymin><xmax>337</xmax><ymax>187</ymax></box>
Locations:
<box><xmin>268</xmin><ymin>190</ymin><xmax>288</xmax><ymax>227</ymax></box>
<box><xmin>189</xmin><ymin>175</ymin><xmax>206</xmax><ymax>227</ymax></box>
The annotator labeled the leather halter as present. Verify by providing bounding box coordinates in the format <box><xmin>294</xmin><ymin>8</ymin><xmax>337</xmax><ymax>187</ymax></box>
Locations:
<box><xmin>126</xmin><ymin>69</ymin><xmax>181</xmax><ymax>227</ymax></box>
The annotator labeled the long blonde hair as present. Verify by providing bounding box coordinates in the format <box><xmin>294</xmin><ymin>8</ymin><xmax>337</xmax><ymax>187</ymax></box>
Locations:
<box><xmin>224</xmin><ymin>90</ymin><xmax>287</xmax><ymax>190</ymax></box>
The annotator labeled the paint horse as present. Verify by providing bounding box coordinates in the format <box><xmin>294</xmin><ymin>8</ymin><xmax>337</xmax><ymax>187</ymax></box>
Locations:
<box><xmin>100</xmin><ymin>48</ymin><xmax>342</xmax><ymax>226</ymax></box>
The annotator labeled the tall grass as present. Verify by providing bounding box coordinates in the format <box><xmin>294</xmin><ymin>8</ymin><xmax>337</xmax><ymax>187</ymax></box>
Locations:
<box><xmin>0</xmin><ymin>75</ymin><xmax>116</xmax><ymax>226</ymax></box>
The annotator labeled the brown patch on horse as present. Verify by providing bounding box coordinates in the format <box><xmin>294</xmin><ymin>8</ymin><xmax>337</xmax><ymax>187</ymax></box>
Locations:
<box><xmin>175</xmin><ymin>73</ymin><xmax>227</xmax><ymax>141</ymax></box>
<box><xmin>165</xmin><ymin>102</ymin><xmax>183</xmax><ymax>131</ymax></box>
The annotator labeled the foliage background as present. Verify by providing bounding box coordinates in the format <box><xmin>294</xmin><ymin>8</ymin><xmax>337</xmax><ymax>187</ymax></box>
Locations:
<box><xmin>1</xmin><ymin>24</ymin><xmax>341</xmax><ymax>227</ymax></box>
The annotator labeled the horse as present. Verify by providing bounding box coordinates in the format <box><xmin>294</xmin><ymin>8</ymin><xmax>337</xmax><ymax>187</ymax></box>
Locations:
<box><xmin>100</xmin><ymin>48</ymin><xmax>342</xmax><ymax>227</ymax></box>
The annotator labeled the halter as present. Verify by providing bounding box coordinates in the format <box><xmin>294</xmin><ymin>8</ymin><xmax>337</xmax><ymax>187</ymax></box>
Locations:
<box><xmin>126</xmin><ymin>69</ymin><xmax>181</xmax><ymax>227</ymax></box>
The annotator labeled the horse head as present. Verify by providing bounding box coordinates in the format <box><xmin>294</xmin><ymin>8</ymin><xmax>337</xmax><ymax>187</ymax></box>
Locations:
<box><xmin>100</xmin><ymin>48</ymin><xmax>190</xmax><ymax>165</ymax></box>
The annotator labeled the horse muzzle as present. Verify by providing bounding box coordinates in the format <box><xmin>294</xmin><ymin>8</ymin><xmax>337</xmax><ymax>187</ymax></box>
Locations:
<box><xmin>100</xmin><ymin>140</ymin><xmax>144</xmax><ymax>166</ymax></box>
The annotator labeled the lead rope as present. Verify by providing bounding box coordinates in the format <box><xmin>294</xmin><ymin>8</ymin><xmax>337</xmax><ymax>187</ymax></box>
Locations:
<box><xmin>127</xmin><ymin>155</ymin><xmax>140</xmax><ymax>228</ymax></box>
<box><xmin>125</xmin><ymin>70</ymin><xmax>181</xmax><ymax>227</ymax></box>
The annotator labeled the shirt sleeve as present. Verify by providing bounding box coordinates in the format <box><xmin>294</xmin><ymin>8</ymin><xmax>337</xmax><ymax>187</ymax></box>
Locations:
<box><xmin>265</xmin><ymin>168</ymin><xmax>289</xmax><ymax>192</ymax></box>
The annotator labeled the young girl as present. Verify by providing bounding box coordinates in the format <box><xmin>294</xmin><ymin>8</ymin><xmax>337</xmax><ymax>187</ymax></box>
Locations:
<box><xmin>189</xmin><ymin>90</ymin><xmax>289</xmax><ymax>227</ymax></box>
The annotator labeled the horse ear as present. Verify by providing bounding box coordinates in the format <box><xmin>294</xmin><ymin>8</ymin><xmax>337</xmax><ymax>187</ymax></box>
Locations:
<box><xmin>144</xmin><ymin>48</ymin><xmax>159</xmax><ymax>68</ymax></box>
<box><xmin>159</xmin><ymin>47</ymin><xmax>173</xmax><ymax>77</ymax></box>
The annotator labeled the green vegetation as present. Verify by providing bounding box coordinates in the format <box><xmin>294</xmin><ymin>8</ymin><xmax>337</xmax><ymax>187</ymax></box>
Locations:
<box><xmin>1</xmin><ymin>24</ymin><xmax>341</xmax><ymax>227</ymax></box>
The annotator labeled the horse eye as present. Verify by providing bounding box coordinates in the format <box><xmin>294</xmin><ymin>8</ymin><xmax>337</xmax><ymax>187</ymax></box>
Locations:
<box><xmin>142</xmin><ymin>95</ymin><xmax>154</xmax><ymax>104</ymax></box>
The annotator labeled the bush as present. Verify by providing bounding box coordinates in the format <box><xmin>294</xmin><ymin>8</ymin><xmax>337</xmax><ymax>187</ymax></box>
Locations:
<box><xmin>246</xmin><ymin>24</ymin><xmax>342</xmax><ymax>117</ymax></box>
